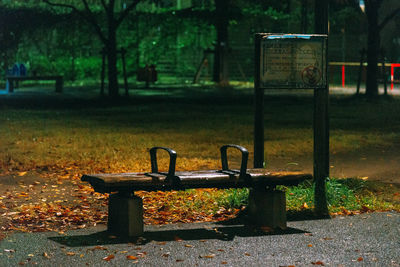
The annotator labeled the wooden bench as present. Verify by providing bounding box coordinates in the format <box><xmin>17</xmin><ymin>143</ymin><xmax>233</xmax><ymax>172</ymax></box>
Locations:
<box><xmin>6</xmin><ymin>75</ymin><xmax>63</xmax><ymax>93</ymax></box>
<box><xmin>82</xmin><ymin>145</ymin><xmax>312</xmax><ymax>237</ymax></box>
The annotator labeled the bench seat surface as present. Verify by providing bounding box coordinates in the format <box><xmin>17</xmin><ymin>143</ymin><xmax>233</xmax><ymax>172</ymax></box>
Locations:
<box><xmin>82</xmin><ymin>169</ymin><xmax>312</xmax><ymax>193</ymax></box>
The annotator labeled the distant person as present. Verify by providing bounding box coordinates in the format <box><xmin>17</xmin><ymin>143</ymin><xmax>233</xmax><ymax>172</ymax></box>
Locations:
<box><xmin>12</xmin><ymin>63</ymin><xmax>20</xmax><ymax>76</ymax></box>
<box><xmin>19</xmin><ymin>63</ymin><xmax>27</xmax><ymax>76</ymax></box>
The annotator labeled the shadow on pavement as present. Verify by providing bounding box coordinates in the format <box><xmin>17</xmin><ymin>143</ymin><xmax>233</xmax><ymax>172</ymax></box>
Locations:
<box><xmin>48</xmin><ymin>225</ymin><xmax>308</xmax><ymax>247</ymax></box>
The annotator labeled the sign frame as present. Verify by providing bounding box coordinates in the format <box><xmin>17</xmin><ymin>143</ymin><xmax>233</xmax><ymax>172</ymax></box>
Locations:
<box><xmin>255</xmin><ymin>33</ymin><xmax>327</xmax><ymax>90</ymax></box>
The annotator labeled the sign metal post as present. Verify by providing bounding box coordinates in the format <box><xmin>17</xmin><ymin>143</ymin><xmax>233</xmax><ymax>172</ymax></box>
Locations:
<box><xmin>254</xmin><ymin>34</ymin><xmax>329</xmax><ymax>200</ymax></box>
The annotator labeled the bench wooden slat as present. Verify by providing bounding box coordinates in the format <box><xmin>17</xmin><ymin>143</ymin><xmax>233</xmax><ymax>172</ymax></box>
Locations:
<box><xmin>6</xmin><ymin>76</ymin><xmax>63</xmax><ymax>93</ymax></box>
<box><xmin>82</xmin><ymin>169</ymin><xmax>312</xmax><ymax>193</ymax></box>
<box><xmin>6</xmin><ymin>76</ymin><xmax>62</xmax><ymax>81</ymax></box>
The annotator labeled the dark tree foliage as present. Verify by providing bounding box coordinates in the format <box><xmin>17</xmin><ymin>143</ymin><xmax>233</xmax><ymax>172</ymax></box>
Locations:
<box><xmin>43</xmin><ymin>0</ymin><xmax>141</xmax><ymax>97</ymax></box>
<box><xmin>0</xmin><ymin>7</ymin><xmax>63</xmax><ymax>73</ymax></box>
<box><xmin>174</xmin><ymin>0</ymin><xmax>290</xmax><ymax>86</ymax></box>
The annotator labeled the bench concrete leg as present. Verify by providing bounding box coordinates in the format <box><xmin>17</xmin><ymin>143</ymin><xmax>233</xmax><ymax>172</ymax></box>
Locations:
<box><xmin>8</xmin><ymin>80</ymin><xmax>14</xmax><ymax>93</ymax></box>
<box><xmin>108</xmin><ymin>193</ymin><xmax>143</xmax><ymax>237</ymax></box>
<box><xmin>248</xmin><ymin>188</ymin><xmax>286</xmax><ymax>230</ymax></box>
<box><xmin>55</xmin><ymin>77</ymin><xmax>63</xmax><ymax>93</ymax></box>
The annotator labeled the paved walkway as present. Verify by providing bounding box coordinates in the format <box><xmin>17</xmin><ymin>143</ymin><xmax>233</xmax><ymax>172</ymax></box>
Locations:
<box><xmin>1</xmin><ymin>212</ymin><xmax>399</xmax><ymax>266</ymax></box>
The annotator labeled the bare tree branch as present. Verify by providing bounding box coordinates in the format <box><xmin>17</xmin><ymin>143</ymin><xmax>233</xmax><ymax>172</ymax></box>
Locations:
<box><xmin>379</xmin><ymin>7</ymin><xmax>400</xmax><ymax>31</ymax></box>
<box><xmin>42</xmin><ymin>0</ymin><xmax>107</xmax><ymax>44</ymax></box>
<box><xmin>42</xmin><ymin>0</ymin><xmax>80</xmax><ymax>12</ymax></box>
<box><xmin>100</xmin><ymin>0</ymin><xmax>108</xmax><ymax>11</ymax></box>
<box><xmin>116</xmin><ymin>0</ymin><xmax>141</xmax><ymax>27</ymax></box>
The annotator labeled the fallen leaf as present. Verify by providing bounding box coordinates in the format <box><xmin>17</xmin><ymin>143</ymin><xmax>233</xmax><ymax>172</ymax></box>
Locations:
<box><xmin>260</xmin><ymin>226</ymin><xmax>274</xmax><ymax>233</ymax></box>
<box><xmin>221</xmin><ymin>262</ymin><xmax>228</xmax><ymax>265</ymax></box>
<box><xmin>184</xmin><ymin>244</ymin><xmax>193</xmax><ymax>248</ymax></box>
<box><xmin>137</xmin><ymin>252</ymin><xmax>147</xmax><ymax>257</ymax></box>
<box><xmin>174</xmin><ymin>236</ymin><xmax>183</xmax><ymax>242</ymax></box>
<box><xmin>42</xmin><ymin>252</ymin><xmax>50</xmax><ymax>259</ymax></box>
<box><xmin>103</xmin><ymin>254</ymin><xmax>115</xmax><ymax>261</ymax></box>
<box><xmin>176</xmin><ymin>259</ymin><xmax>184</xmax><ymax>262</ymax></box>
<box><xmin>308</xmin><ymin>244</ymin><xmax>313</xmax><ymax>247</ymax></box>
<box><xmin>302</xmin><ymin>202</ymin><xmax>309</xmax><ymax>209</ymax></box>
<box><xmin>28</xmin><ymin>254</ymin><xmax>34</xmax><ymax>257</ymax></box>
<box><xmin>18</xmin><ymin>172</ymin><xmax>27</xmax><ymax>176</ymax></box>
<box><xmin>4</xmin><ymin>249</ymin><xmax>15</xmax><ymax>253</ymax></box>
<box><xmin>162</xmin><ymin>253</ymin><xmax>170</xmax><ymax>257</ymax></box>
<box><xmin>357</xmin><ymin>257</ymin><xmax>363</xmax><ymax>262</ymax></box>
<box><xmin>311</xmin><ymin>261</ymin><xmax>324</xmax><ymax>266</ymax></box>
<box><xmin>322</xmin><ymin>237</ymin><xmax>333</xmax><ymax>240</ymax></box>
<box><xmin>361</xmin><ymin>206</ymin><xmax>371</xmax><ymax>213</ymax></box>
<box><xmin>200</xmin><ymin>254</ymin><xmax>216</xmax><ymax>258</ymax></box>
<box><xmin>244</xmin><ymin>252</ymin><xmax>251</xmax><ymax>256</ymax></box>
<box><xmin>66</xmin><ymin>252</ymin><xmax>75</xmax><ymax>256</ymax></box>
<box><xmin>126</xmin><ymin>255</ymin><xmax>138</xmax><ymax>260</ymax></box>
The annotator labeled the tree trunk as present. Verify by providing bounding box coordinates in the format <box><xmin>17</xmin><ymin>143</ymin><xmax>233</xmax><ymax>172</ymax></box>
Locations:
<box><xmin>107</xmin><ymin>22</ymin><xmax>119</xmax><ymax>97</ymax></box>
<box><xmin>213</xmin><ymin>0</ymin><xmax>229</xmax><ymax>86</ymax></box>
<box><xmin>365</xmin><ymin>1</ymin><xmax>380</xmax><ymax>97</ymax></box>
<box><xmin>301</xmin><ymin>0</ymin><xmax>308</xmax><ymax>33</ymax></box>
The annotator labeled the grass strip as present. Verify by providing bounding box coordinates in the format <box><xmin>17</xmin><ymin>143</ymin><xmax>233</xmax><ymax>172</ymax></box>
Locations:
<box><xmin>214</xmin><ymin>178</ymin><xmax>400</xmax><ymax>215</ymax></box>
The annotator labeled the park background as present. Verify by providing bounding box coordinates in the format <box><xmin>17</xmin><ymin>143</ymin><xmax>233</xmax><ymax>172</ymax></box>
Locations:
<box><xmin>0</xmin><ymin>0</ymin><xmax>400</xmax><ymax>236</ymax></box>
<box><xmin>1</xmin><ymin>0</ymin><xmax>400</xmax><ymax>91</ymax></box>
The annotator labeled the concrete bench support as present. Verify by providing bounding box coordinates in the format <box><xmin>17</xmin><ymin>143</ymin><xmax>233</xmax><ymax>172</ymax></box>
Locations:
<box><xmin>248</xmin><ymin>188</ymin><xmax>286</xmax><ymax>229</ymax></box>
<box><xmin>108</xmin><ymin>193</ymin><xmax>144</xmax><ymax>237</ymax></box>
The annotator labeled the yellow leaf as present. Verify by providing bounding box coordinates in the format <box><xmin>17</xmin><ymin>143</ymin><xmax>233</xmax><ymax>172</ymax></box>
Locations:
<box><xmin>18</xmin><ymin>172</ymin><xmax>27</xmax><ymax>176</ymax></box>
<box><xmin>302</xmin><ymin>202</ymin><xmax>309</xmax><ymax>209</ymax></box>
<box><xmin>42</xmin><ymin>252</ymin><xmax>50</xmax><ymax>259</ymax></box>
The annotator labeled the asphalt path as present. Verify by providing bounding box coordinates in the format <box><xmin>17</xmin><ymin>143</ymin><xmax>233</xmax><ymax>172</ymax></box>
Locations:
<box><xmin>0</xmin><ymin>212</ymin><xmax>399</xmax><ymax>266</ymax></box>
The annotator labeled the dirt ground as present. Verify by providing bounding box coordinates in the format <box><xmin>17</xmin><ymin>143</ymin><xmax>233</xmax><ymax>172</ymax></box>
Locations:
<box><xmin>1</xmin><ymin>87</ymin><xmax>399</xmax><ymax>239</ymax></box>
<box><xmin>267</xmin><ymin>143</ymin><xmax>400</xmax><ymax>185</ymax></box>
<box><xmin>1</xmin><ymin>140</ymin><xmax>400</xmax><ymax>242</ymax></box>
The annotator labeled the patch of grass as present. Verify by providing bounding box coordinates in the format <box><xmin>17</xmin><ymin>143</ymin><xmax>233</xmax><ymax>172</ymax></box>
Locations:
<box><xmin>218</xmin><ymin>188</ymin><xmax>249</xmax><ymax>209</ymax></box>
<box><xmin>215</xmin><ymin>178</ymin><xmax>400</xmax><ymax>214</ymax></box>
<box><xmin>285</xmin><ymin>178</ymin><xmax>400</xmax><ymax>213</ymax></box>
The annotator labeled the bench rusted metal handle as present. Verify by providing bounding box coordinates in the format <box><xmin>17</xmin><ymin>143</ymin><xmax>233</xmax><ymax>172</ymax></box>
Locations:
<box><xmin>220</xmin><ymin>144</ymin><xmax>249</xmax><ymax>178</ymax></box>
<box><xmin>149</xmin><ymin>147</ymin><xmax>177</xmax><ymax>177</ymax></box>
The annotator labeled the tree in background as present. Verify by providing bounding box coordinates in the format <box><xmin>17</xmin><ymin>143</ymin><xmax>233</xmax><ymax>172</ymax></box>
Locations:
<box><xmin>176</xmin><ymin>0</ymin><xmax>290</xmax><ymax>86</ymax></box>
<box><xmin>0</xmin><ymin>6</ymin><xmax>61</xmax><ymax>74</ymax></box>
<box><xmin>363</xmin><ymin>0</ymin><xmax>400</xmax><ymax>97</ymax></box>
<box><xmin>43</xmin><ymin>0</ymin><xmax>141</xmax><ymax>97</ymax></box>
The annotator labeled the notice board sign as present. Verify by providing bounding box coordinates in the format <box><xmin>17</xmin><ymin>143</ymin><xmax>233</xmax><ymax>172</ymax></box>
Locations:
<box><xmin>255</xmin><ymin>33</ymin><xmax>327</xmax><ymax>89</ymax></box>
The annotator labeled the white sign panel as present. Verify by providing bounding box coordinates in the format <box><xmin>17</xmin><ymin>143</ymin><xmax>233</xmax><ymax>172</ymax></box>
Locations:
<box><xmin>259</xmin><ymin>34</ymin><xmax>327</xmax><ymax>89</ymax></box>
